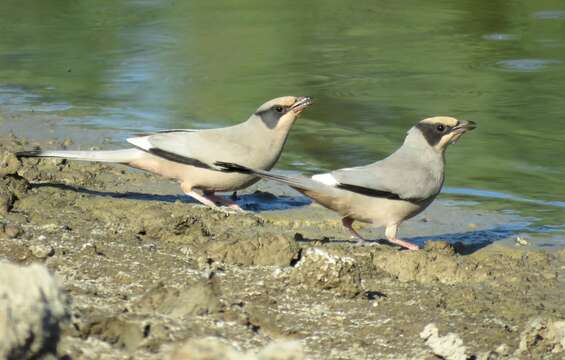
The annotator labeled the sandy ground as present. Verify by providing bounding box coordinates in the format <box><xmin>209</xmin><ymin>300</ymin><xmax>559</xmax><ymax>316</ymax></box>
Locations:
<box><xmin>1</xmin><ymin>133</ymin><xmax>564</xmax><ymax>359</ymax></box>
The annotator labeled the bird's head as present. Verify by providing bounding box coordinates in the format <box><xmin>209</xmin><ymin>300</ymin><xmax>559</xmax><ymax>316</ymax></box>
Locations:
<box><xmin>252</xmin><ymin>96</ymin><xmax>313</xmax><ymax>130</ymax></box>
<box><xmin>409</xmin><ymin>116</ymin><xmax>476</xmax><ymax>153</ymax></box>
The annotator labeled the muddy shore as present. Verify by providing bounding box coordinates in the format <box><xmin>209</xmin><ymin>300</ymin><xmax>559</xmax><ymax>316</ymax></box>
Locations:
<box><xmin>0</xmin><ymin>134</ymin><xmax>564</xmax><ymax>359</ymax></box>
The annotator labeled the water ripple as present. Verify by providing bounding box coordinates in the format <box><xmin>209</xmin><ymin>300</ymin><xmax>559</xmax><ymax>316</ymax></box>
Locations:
<box><xmin>482</xmin><ymin>33</ymin><xmax>518</xmax><ymax>41</ymax></box>
<box><xmin>496</xmin><ymin>59</ymin><xmax>561</xmax><ymax>72</ymax></box>
<box><xmin>533</xmin><ymin>10</ymin><xmax>565</xmax><ymax>20</ymax></box>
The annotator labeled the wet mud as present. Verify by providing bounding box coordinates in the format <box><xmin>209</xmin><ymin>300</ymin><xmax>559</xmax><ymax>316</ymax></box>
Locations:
<box><xmin>0</xmin><ymin>135</ymin><xmax>563</xmax><ymax>359</ymax></box>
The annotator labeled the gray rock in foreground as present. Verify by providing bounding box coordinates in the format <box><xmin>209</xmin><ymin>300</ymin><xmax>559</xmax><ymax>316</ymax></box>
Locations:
<box><xmin>169</xmin><ymin>337</ymin><xmax>305</xmax><ymax>360</ymax></box>
<box><xmin>0</xmin><ymin>261</ymin><xmax>69</xmax><ymax>359</ymax></box>
<box><xmin>420</xmin><ymin>323</ymin><xmax>468</xmax><ymax>360</ymax></box>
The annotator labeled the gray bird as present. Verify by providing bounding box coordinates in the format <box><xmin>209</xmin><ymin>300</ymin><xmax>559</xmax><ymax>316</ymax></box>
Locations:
<box><xmin>215</xmin><ymin>116</ymin><xmax>476</xmax><ymax>250</ymax></box>
<box><xmin>16</xmin><ymin>96</ymin><xmax>313</xmax><ymax>210</ymax></box>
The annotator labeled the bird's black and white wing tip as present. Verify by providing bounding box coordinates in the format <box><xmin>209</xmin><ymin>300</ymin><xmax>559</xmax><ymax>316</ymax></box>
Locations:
<box><xmin>311</xmin><ymin>172</ymin><xmax>404</xmax><ymax>200</ymax></box>
<box><xmin>335</xmin><ymin>183</ymin><xmax>402</xmax><ymax>200</ymax></box>
<box><xmin>214</xmin><ymin>161</ymin><xmax>254</xmax><ymax>174</ymax></box>
<box><xmin>131</xmin><ymin>129</ymin><xmax>200</xmax><ymax>137</ymax></box>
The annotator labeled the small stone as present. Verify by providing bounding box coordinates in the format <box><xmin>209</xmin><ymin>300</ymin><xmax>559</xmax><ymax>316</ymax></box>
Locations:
<box><xmin>517</xmin><ymin>317</ymin><xmax>565</xmax><ymax>355</ymax></box>
<box><xmin>29</xmin><ymin>244</ymin><xmax>55</xmax><ymax>259</ymax></box>
<box><xmin>515</xmin><ymin>236</ymin><xmax>529</xmax><ymax>246</ymax></box>
<box><xmin>495</xmin><ymin>343</ymin><xmax>510</xmax><ymax>355</ymax></box>
<box><xmin>39</xmin><ymin>224</ymin><xmax>60</xmax><ymax>233</ymax></box>
<box><xmin>4</xmin><ymin>224</ymin><xmax>22</xmax><ymax>238</ymax></box>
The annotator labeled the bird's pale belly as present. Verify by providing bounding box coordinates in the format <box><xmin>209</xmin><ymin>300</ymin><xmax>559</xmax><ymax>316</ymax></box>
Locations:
<box><xmin>346</xmin><ymin>196</ymin><xmax>426</xmax><ymax>226</ymax></box>
<box><xmin>129</xmin><ymin>152</ymin><xmax>259</xmax><ymax>192</ymax></box>
<box><xmin>189</xmin><ymin>167</ymin><xmax>260</xmax><ymax>192</ymax></box>
<box><xmin>306</xmin><ymin>188</ymin><xmax>434</xmax><ymax>227</ymax></box>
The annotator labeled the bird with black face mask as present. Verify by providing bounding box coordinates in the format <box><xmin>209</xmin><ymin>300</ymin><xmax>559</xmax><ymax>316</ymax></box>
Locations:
<box><xmin>16</xmin><ymin>96</ymin><xmax>313</xmax><ymax>210</ymax></box>
<box><xmin>215</xmin><ymin>116</ymin><xmax>476</xmax><ymax>250</ymax></box>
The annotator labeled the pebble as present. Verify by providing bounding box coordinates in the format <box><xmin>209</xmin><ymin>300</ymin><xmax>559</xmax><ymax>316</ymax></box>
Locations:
<box><xmin>29</xmin><ymin>244</ymin><xmax>55</xmax><ymax>259</ymax></box>
<box><xmin>515</xmin><ymin>236</ymin><xmax>529</xmax><ymax>246</ymax></box>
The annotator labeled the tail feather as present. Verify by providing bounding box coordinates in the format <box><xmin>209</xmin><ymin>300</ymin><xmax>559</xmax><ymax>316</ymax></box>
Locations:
<box><xmin>214</xmin><ymin>161</ymin><xmax>331</xmax><ymax>193</ymax></box>
<box><xmin>15</xmin><ymin>148</ymin><xmax>141</xmax><ymax>163</ymax></box>
<box><xmin>15</xmin><ymin>149</ymin><xmax>42</xmax><ymax>158</ymax></box>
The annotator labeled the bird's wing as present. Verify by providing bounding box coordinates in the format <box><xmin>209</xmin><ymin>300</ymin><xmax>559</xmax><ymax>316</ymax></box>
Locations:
<box><xmin>127</xmin><ymin>127</ymin><xmax>252</xmax><ymax>169</ymax></box>
<box><xmin>328</xmin><ymin>160</ymin><xmax>440</xmax><ymax>202</ymax></box>
<box><xmin>131</xmin><ymin>129</ymin><xmax>201</xmax><ymax>137</ymax></box>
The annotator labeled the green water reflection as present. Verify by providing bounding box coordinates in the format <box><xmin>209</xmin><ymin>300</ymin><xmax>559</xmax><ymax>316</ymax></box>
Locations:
<box><xmin>1</xmin><ymin>0</ymin><xmax>564</xmax><ymax>241</ymax></box>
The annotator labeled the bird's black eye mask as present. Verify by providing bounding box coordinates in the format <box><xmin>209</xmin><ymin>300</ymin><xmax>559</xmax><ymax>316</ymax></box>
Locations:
<box><xmin>415</xmin><ymin>122</ymin><xmax>455</xmax><ymax>146</ymax></box>
<box><xmin>255</xmin><ymin>105</ymin><xmax>289</xmax><ymax>129</ymax></box>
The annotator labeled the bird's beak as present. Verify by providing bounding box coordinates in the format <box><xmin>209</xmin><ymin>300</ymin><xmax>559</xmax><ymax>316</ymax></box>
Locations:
<box><xmin>290</xmin><ymin>96</ymin><xmax>313</xmax><ymax>114</ymax></box>
<box><xmin>452</xmin><ymin>120</ymin><xmax>477</xmax><ymax>134</ymax></box>
<box><xmin>449</xmin><ymin>120</ymin><xmax>476</xmax><ymax>144</ymax></box>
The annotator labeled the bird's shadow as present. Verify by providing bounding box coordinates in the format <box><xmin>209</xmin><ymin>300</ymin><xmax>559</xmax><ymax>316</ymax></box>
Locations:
<box><xmin>295</xmin><ymin>226</ymin><xmax>518</xmax><ymax>255</ymax></box>
<box><xmin>31</xmin><ymin>182</ymin><xmax>519</xmax><ymax>254</ymax></box>
<box><xmin>31</xmin><ymin>182</ymin><xmax>311</xmax><ymax>212</ymax></box>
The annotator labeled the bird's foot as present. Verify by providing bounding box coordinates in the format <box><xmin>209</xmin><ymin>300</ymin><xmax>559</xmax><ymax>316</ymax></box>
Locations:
<box><xmin>388</xmin><ymin>238</ymin><xmax>419</xmax><ymax>251</ymax></box>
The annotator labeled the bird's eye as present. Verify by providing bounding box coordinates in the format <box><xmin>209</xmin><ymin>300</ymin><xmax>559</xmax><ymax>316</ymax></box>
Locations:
<box><xmin>436</xmin><ymin>124</ymin><xmax>445</xmax><ymax>132</ymax></box>
<box><xmin>273</xmin><ymin>106</ymin><xmax>284</xmax><ymax>113</ymax></box>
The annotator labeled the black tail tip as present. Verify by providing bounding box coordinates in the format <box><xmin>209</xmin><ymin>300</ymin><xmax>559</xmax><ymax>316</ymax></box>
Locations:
<box><xmin>15</xmin><ymin>149</ymin><xmax>42</xmax><ymax>158</ymax></box>
<box><xmin>214</xmin><ymin>161</ymin><xmax>252</xmax><ymax>174</ymax></box>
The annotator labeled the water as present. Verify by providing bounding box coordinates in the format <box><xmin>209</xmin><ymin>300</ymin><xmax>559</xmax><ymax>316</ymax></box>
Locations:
<box><xmin>1</xmin><ymin>0</ymin><xmax>564</xmax><ymax>245</ymax></box>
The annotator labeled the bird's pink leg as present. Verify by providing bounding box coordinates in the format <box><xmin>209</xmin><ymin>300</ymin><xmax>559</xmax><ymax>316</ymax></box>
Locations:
<box><xmin>342</xmin><ymin>217</ymin><xmax>367</xmax><ymax>245</ymax></box>
<box><xmin>203</xmin><ymin>192</ymin><xmax>244</xmax><ymax>212</ymax></box>
<box><xmin>385</xmin><ymin>224</ymin><xmax>419</xmax><ymax>250</ymax></box>
<box><xmin>184</xmin><ymin>190</ymin><xmax>218</xmax><ymax>208</ymax></box>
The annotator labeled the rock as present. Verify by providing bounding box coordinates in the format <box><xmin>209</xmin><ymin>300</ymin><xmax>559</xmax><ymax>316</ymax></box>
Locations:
<box><xmin>257</xmin><ymin>341</ymin><xmax>305</xmax><ymax>360</ymax></box>
<box><xmin>372</xmin><ymin>248</ymin><xmax>481</xmax><ymax>285</ymax></box>
<box><xmin>290</xmin><ymin>247</ymin><xmax>362</xmax><ymax>298</ymax></box>
<box><xmin>169</xmin><ymin>337</ymin><xmax>245</xmax><ymax>360</ymax></box>
<box><xmin>3</xmin><ymin>224</ymin><xmax>22</xmax><ymax>238</ymax></box>
<box><xmin>424</xmin><ymin>240</ymin><xmax>456</xmax><ymax>255</ymax></box>
<box><xmin>29</xmin><ymin>244</ymin><xmax>55</xmax><ymax>259</ymax></box>
<box><xmin>0</xmin><ymin>150</ymin><xmax>21</xmax><ymax>177</ymax></box>
<box><xmin>0</xmin><ymin>173</ymin><xmax>29</xmax><ymax>215</ymax></box>
<box><xmin>0</xmin><ymin>193</ymin><xmax>14</xmax><ymax>216</ymax></box>
<box><xmin>83</xmin><ymin>317</ymin><xmax>145</xmax><ymax>352</ymax></box>
<box><xmin>169</xmin><ymin>337</ymin><xmax>305</xmax><ymax>360</ymax></box>
<box><xmin>133</xmin><ymin>281</ymin><xmax>222</xmax><ymax>317</ymax></box>
<box><xmin>517</xmin><ymin>317</ymin><xmax>565</xmax><ymax>355</ymax></box>
<box><xmin>0</xmin><ymin>262</ymin><xmax>69</xmax><ymax>359</ymax></box>
<box><xmin>204</xmin><ymin>233</ymin><xmax>300</xmax><ymax>266</ymax></box>
<box><xmin>420</xmin><ymin>323</ymin><xmax>468</xmax><ymax>360</ymax></box>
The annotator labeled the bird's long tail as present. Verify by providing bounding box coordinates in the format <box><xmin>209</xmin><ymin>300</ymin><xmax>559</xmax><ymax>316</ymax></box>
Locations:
<box><xmin>214</xmin><ymin>161</ymin><xmax>332</xmax><ymax>193</ymax></box>
<box><xmin>16</xmin><ymin>148</ymin><xmax>142</xmax><ymax>164</ymax></box>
